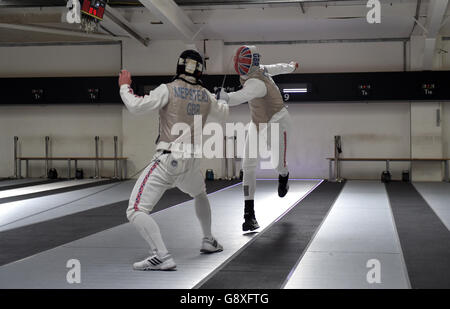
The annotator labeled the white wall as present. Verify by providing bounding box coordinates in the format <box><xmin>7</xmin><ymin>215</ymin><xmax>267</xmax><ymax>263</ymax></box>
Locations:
<box><xmin>122</xmin><ymin>39</ymin><xmax>191</xmax><ymax>75</ymax></box>
<box><xmin>223</xmin><ymin>42</ymin><xmax>406</xmax><ymax>74</ymax></box>
<box><xmin>200</xmin><ymin>102</ymin><xmax>411</xmax><ymax>180</ymax></box>
<box><xmin>0</xmin><ymin>39</ymin><xmax>409</xmax><ymax>78</ymax></box>
<box><xmin>0</xmin><ymin>44</ymin><xmax>121</xmax><ymax>77</ymax></box>
<box><xmin>443</xmin><ymin>101</ymin><xmax>450</xmax><ymax>158</ymax></box>
<box><xmin>0</xmin><ymin>38</ymin><xmax>448</xmax><ymax>179</ymax></box>
<box><xmin>286</xmin><ymin>102</ymin><xmax>412</xmax><ymax>180</ymax></box>
<box><xmin>0</xmin><ymin>104</ymin><xmax>123</xmax><ymax>178</ymax></box>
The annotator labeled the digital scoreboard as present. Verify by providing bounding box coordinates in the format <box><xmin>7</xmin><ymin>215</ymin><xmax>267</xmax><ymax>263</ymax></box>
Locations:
<box><xmin>81</xmin><ymin>0</ymin><xmax>106</xmax><ymax>21</ymax></box>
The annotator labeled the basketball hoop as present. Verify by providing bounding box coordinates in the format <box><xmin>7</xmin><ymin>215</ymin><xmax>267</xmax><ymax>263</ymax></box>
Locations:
<box><xmin>80</xmin><ymin>14</ymin><xmax>98</xmax><ymax>33</ymax></box>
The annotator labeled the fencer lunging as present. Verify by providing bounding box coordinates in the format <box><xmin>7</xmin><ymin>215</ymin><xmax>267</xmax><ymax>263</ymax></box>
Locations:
<box><xmin>119</xmin><ymin>50</ymin><xmax>229</xmax><ymax>271</ymax></box>
<box><xmin>220</xmin><ymin>45</ymin><xmax>298</xmax><ymax>232</ymax></box>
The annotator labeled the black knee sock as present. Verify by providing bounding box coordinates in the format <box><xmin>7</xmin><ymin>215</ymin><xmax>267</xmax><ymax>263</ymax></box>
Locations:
<box><xmin>279</xmin><ymin>173</ymin><xmax>289</xmax><ymax>185</ymax></box>
<box><xmin>244</xmin><ymin>200</ymin><xmax>255</xmax><ymax>218</ymax></box>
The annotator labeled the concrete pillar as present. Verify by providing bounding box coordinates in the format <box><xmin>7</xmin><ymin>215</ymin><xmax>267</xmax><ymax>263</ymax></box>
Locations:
<box><xmin>410</xmin><ymin>35</ymin><xmax>425</xmax><ymax>71</ymax></box>
<box><xmin>411</xmin><ymin>102</ymin><xmax>443</xmax><ymax>181</ymax></box>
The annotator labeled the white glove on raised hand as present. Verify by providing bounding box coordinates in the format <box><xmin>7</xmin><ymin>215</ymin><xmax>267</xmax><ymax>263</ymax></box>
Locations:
<box><xmin>217</xmin><ymin>89</ymin><xmax>230</xmax><ymax>103</ymax></box>
<box><xmin>289</xmin><ymin>61</ymin><xmax>299</xmax><ymax>71</ymax></box>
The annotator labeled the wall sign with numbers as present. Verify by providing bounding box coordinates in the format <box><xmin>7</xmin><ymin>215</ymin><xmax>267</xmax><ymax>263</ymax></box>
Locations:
<box><xmin>1</xmin><ymin>72</ymin><xmax>449</xmax><ymax>105</ymax></box>
<box><xmin>422</xmin><ymin>83</ymin><xmax>436</xmax><ymax>96</ymax></box>
<box><xmin>358</xmin><ymin>84</ymin><xmax>372</xmax><ymax>97</ymax></box>
<box><xmin>280</xmin><ymin>83</ymin><xmax>310</xmax><ymax>102</ymax></box>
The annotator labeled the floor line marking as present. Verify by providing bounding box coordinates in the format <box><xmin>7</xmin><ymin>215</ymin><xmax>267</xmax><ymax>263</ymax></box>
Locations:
<box><xmin>384</xmin><ymin>183</ymin><xmax>412</xmax><ymax>289</ymax></box>
<box><xmin>193</xmin><ymin>179</ymin><xmax>324</xmax><ymax>289</ymax></box>
<box><xmin>0</xmin><ymin>181</ymin><xmax>129</xmax><ymax>229</ymax></box>
<box><xmin>280</xmin><ymin>180</ymin><xmax>346</xmax><ymax>289</ymax></box>
<box><xmin>413</xmin><ymin>182</ymin><xmax>450</xmax><ymax>231</ymax></box>
<box><xmin>0</xmin><ymin>182</ymin><xmax>242</xmax><ymax>269</ymax></box>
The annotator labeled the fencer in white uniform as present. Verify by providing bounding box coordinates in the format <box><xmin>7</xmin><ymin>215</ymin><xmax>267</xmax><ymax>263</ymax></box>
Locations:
<box><xmin>220</xmin><ymin>45</ymin><xmax>298</xmax><ymax>231</ymax></box>
<box><xmin>119</xmin><ymin>50</ymin><xmax>229</xmax><ymax>271</ymax></box>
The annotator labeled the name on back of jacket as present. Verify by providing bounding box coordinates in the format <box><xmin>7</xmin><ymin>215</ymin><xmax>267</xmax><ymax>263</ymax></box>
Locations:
<box><xmin>173</xmin><ymin>86</ymin><xmax>209</xmax><ymax>103</ymax></box>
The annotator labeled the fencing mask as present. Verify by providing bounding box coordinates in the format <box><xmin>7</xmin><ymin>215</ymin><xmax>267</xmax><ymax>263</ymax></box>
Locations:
<box><xmin>176</xmin><ymin>49</ymin><xmax>204</xmax><ymax>83</ymax></box>
<box><xmin>234</xmin><ymin>45</ymin><xmax>260</xmax><ymax>76</ymax></box>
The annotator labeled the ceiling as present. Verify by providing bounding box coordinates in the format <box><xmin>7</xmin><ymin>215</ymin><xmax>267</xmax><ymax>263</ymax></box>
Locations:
<box><xmin>0</xmin><ymin>0</ymin><xmax>449</xmax><ymax>45</ymax></box>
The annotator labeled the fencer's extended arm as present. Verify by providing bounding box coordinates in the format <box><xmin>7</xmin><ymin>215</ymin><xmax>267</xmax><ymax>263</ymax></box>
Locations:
<box><xmin>262</xmin><ymin>62</ymin><xmax>297</xmax><ymax>76</ymax></box>
<box><xmin>207</xmin><ymin>92</ymin><xmax>229</xmax><ymax>122</ymax></box>
<box><xmin>120</xmin><ymin>84</ymin><xmax>169</xmax><ymax>114</ymax></box>
<box><xmin>227</xmin><ymin>78</ymin><xmax>267</xmax><ymax>107</ymax></box>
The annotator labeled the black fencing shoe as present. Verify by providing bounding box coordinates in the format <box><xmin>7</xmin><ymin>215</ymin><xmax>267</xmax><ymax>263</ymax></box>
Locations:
<box><xmin>243</xmin><ymin>213</ymin><xmax>260</xmax><ymax>231</ymax></box>
<box><xmin>243</xmin><ymin>200</ymin><xmax>259</xmax><ymax>231</ymax></box>
<box><xmin>278</xmin><ymin>173</ymin><xmax>289</xmax><ymax>197</ymax></box>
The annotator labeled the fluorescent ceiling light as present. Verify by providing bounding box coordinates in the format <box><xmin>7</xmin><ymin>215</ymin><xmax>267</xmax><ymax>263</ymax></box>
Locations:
<box><xmin>283</xmin><ymin>88</ymin><xmax>308</xmax><ymax>93</ymax></box>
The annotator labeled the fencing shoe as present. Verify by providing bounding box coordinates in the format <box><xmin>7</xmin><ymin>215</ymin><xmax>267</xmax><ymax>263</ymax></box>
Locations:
<box><xmin>200</xmin><ymin>237</ymin><xmax>223</xmax><ymax>253</ymax></box>
<box><xmin>243</xmin><ymin>200</ymin><xmax>259</xmax><ymax>231</ymax></box>
<box><xmin>133</xmin><ymin>254</ymin><xmax>176</xmax><ymax>271</ymax></box>
<box><xmin>278</xmin><ymin>173</ymin><xmax>289</xmax><ymax>197</ymax></box>
<box><xmin>243</xmin><ymin>213</ymin><xmax>260</xmax><ymax>231</ymax></box>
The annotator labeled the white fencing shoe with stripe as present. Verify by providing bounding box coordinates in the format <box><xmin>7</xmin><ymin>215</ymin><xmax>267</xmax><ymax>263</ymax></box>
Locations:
<box><xmin>133</xmin><ymin>254</ymin><xmax>177</xmax><ymax>271</ymax></box>
<box><xmin>200</xmin><ymin>237</ymin><xmax>223</xmax><ymax>253</ymax></box>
